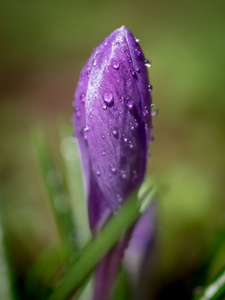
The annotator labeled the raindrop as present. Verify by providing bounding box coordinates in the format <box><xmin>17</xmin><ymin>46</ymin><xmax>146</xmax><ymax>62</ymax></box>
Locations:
<box><xmin>134</xmin><ymin>119</ymin><xmax>139</xmax><ymax>128</ymax></box>
<box><xmin>74</xmin><ymin>106</ymin><xmax>81</xmax><ymax>119</ymax></box>
<box><xmin>134</xmin><ymin>36</ymin><xmax>139</xmax><ymax>43</ymax></box>
<box><xmin>80</xmin><ymin>93</ymin><xmax>86</xmax><ymax>104</ymax></box>
<box><xmin>111</xmin><ymin>127</ymin><xmax>118</xmax><ymax>138</ymax></box>
<box><xmin>130</xmin><ymin>68</ymin><xmax>136</xmax><ymax>77</ymax></box>
<box><xmin>116</xmin><ymin>41</ymin><xmax>121</xmax><ymax>46</ymax></box>
<box><xmin>129</xmin><ymin>140</ymin><xmax>134</xmax><ymax>149</ymax></box>
<box><xmin>135</xmin><ymin>48</ymin><xmax>141</xmax><ymax>57</ymax></box>
<box><xmin>102</xmin><ymin>148</ymin><xmax>106</xmax><ymax>156</ymax></box>
<box><xmin>116</xmin><ymin>194</ymin><xmax>122</xmax><ymax>203</ymax></box>
<box><xmin>102</xmin><ymin>103</ymin><xmax>107</xmax><ymax>110</ymax></box>
<box><xmin>103</xmin><ymin>91</ymin><xmax>114</xmax><ymax>106</ymax></box>
<box><xmin>130</xmin><ymin>122</ymin><xmax>135</xmax><ymax>131</ymax></box>
<box><xmin>95</xmin><ymin>169</ymin><xmax>101</xmax><ymax>176</ymax></box>
<box><xmin>149</xmin><ymin>135</ymin><xmax>154</xmax><ymax>143</ymax></box>
<box><xmin>132</xmin><ymin>170</ymin><xmax>138</xmax><ymax>182</ymax></box>
<box><xmin>104</xmin><ymin>41</ymin><xmax>108</xmax><ymax>46</ymax></box>
<box><xmin>144</xmin><ymin>60</ymin><xmax>151</xmax><ymax>68</ymax></box>
<box><xmin>150</xmin><ymin>104</ymin><xmax>159</xmax><ymax>116</ymax></box>
<box><xmin>148</xmin><ymin>84</ymin><xmax>153</xmax><ymax>91</ymax></box>
<box><xmin>123</xmin><ymin>133</ymin><xmax>128</xmax><ymax>143</ymax></box>
<box><xmin>143</xmin><ymin>106</ymin><xmax>149</xmax><ymax>116</ymax></box>
<box><xmin>135</xmin><ymin>66</ymin><xmax>140</xmax><ymax>72</ymax></box>
<box><xmin>87</xmin><ymin>69</ymin><xmax>91</xmax><ymax>77</ymax></box>
<box><xmin>121</xmin><ymin>170</ymin><xmax>127</xmax><ymax>179</ymax></box>
<box><xmin>110</xmin><ymin>164</ymin><xmax>117</xmax><ymax>174</ymax></box>
<box><xmin>124</xmin><ymin>96</ymin><xmax>134</xmax><ymax>109</ymax></box>
<box><xmin>101</xmin><ymin>133</ymin><xmax>105</xmax><ymax>139</ymax></box>
<box><xmin>92</xmin><ymin>59</ymin><xmax>97</xmax><ymax>66</ymax></box>
<box><xmin>112</xmin><ymin>60</ymin><xmax>120</xmax><ymax>69</ymax></box>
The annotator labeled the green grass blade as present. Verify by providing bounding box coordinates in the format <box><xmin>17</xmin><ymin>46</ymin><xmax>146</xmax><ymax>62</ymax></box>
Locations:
<box><xmin>193</xmin><ymin>267</ymin><xmax>225</xmax><ymax>300</ymax></box>
<box><xmin>48</xmin><ymin>181</ymin><xmax>157</xmax><ymax>300</ymax></box>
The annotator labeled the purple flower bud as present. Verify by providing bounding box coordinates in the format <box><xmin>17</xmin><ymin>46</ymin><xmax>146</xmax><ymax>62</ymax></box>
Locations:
<box><xmin>73</xmin><ymin>25</ymin><xmax>153</xmax><ymax>300</ymax></box>
<box><xmin>73</xmin><ymin>25</ymin><xmax>152</xmax><ymax>231</ymax></box>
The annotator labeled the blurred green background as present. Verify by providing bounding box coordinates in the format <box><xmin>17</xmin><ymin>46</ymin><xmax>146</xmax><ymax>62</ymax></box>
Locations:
<box><xmin>0</xmin><ymin>0</ymin><xmax>225</xmax><ymax>299</ymax></box>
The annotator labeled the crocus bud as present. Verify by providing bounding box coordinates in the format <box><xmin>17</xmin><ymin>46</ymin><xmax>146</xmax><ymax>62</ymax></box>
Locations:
<box><xmin>73</xmin><ymin>25</ymin><xmax>152</xmax><ymax>231</ymax></box>
<box><xmin>73</xmin><ymin>25</ymin><xmax>153</xmax><ymax>300</ymax></box>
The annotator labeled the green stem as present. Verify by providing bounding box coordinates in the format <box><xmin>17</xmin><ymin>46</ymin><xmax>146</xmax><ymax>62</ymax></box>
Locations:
<box><xmin>48</xmin><ymin>186</ymin><xmax>156</xmax><ymax>300</ymax></box>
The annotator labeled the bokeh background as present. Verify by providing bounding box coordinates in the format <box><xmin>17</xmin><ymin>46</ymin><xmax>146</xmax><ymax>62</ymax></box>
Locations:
<box><xmin>1</xmin><ymin>0</ymin><xmax>225</xmax><ymax>299</ymax></box>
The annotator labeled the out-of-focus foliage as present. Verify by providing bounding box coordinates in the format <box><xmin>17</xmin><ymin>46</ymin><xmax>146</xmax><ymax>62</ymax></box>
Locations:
<box><xmin>0</xmin><ymin>0</ymin><xmax>225</xmax><ymax>299</ymax></box>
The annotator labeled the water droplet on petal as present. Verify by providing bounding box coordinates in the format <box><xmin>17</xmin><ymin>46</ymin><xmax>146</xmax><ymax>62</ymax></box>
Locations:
<box><xmin>143</xmin><ymin>106</ymin><xmax>149</xmax><ymax>116</ymax></box>
<box><xmin>134</xmin><ymin>36</ymin><xmax>139</xmax><ymax>43</ymax></box>
<box><xmin>123</xmin><ymin>133</ymin><xmax>128</xmax><ymax>143</ymax></box>
<box><xmin>145</xmin><ymin>59</ymin><xmax>151</xmax><ymax>68</ymax></box>
<box><xmin>111</xmin><ymin>127</ymin><xmax>118</xmax><ymax>138</ymax></box>
<box><xmin>124</xmin><ymin>96</ymin><xmax>134</xmax><ymax>109</ymax></box>
<box><xmin>132</xmin><ymin>170</ymin><xmax>138</xmax><ymax>182</ymax></box>
<box><xmin>103</xmin><ymin>92</ymin><xmax>114</xmax><ymax>106</ymax></box>
<box><xmin>149</xmin><ymin>135</ymin><xmax>154</xmax><ymax>143</ymax></box>
<box><xmin>87</xmin><ymin>69</ymin><xmax>91</xmax><ymax>77</ymax></box>
<box><xmin>150</xmin><ymin>103</ymin><xmax>159</xmax><ymax>116</ymax></box>
<box><xmin>102</xmin><ymin>148</ymin><xmax>106</xmax><ymax>156</ymax></box>
<box><xmin>121</xmin><ymin>170</ymin><xmax>127</xmax><ymax>179</ymax></box>
<box><xmin>102</xmin><ymin>103</ymin><xmax>107</xmax><ymax>110</ymax></box>
<box><xmin>130</xmin><ymin>68</ymin><xmax>136</xmax><ymax>77</ymax></box>
<box><xmin>116</xmin><ymin>194</ymin><xmax>122</xmax><ymax>203</ymax></box>
<box><xmin>112</xmin><ymin>60</ymin><xmax>120</xmax><ymax>69</ymax></box>
<box><xmin>80</xmin><ymin>93</ymin><xmax>86</xmax><ymax>104</ymax></box>
<box><xmin>135</xmin><ymin>48</ymin><xmax>141</xmax><ymax>57</ymax></box>
<box><xmin>75</xmin><ymin>106</ymin><xmax>81</xmax><ymax>119</ymax></box>
<box><xmin>101</xmin><ymin>133</ymin><xmax>105</xmax><ymax>139</ymax></box>
<box><xmin>115</xmin><ymin>41</ymin><xmax>120</xmax><ymax>46</ymax></box>
<box><xmin>95</xmin><ymin>169</ymin><xmax>100</xmax><ymax>176</ymax></box>
<box><xmin>135</xmin><ymin>66</ymin><xmax>140</xmax><ymax>72</ymax></box>
<box><xmin>148</xmin><ymin>84</ymin><xmax>153</xmax><ymax>91</ymax></box>
<box><xmin>92</xmin><ymin>59</ymin><xmax>97</xmax><ymax>66</ymax></box>
<box><xmin>104</xmin><ymin>41</ymin><xmax>108</xmax><ymax>46</ymax></box>
<box><xmin>110</xmin><ymin>163</ymin><xmax>117</xmax><ymax>174</ymax></box>
<box><xmin>129</xmin><ymin>140</ymin><xmax>134</xmax><ymax>149</ymax></box>
<box><xmin>130</xmin><ymin>123</ymin><xmax>135</xmax><ymax>131</ymax></box>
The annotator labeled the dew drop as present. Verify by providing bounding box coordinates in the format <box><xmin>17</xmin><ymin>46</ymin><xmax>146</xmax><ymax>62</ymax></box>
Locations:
<box><xmin>95</xmin><ymin>169</ymin><xmax>100</xmax><ymax>176</ymax></box>
<box><xmin>92</xmin><ymin>59</ymin><xmax>97</xmax><ymax>66</ymax></box>
<box><xmin>130</xmin><ymin>68</ymin><xmax>136</xmax><ymax>77</ymax></box>
<box><xmin>115</xmin><ymin>41</ymin><xmax>120</xmax><ymax>46</ymax></box>
<box><xmin>135</xmin><ymin>66</ymin><xmax>140</xmax><ymax>72</ymax></box>
<box><xmin>102</xmin><ymin>103</ymin><xmax>107</xmax><ymax>110</ymax></box>
<box><xmin>104</xmin><ymin>41</ymin><xmax>108</xmax><ymax>46</ymax></box>
<box><xmin>103</xmin><ymin>91</ymin><xmax>114</xmax><ymax>106</ymax></box>
<box><xmin>149</xmin><ymin>135</ymin><xmax>155</xmax><ymax>143</ymax></box>
<box><xmin>111</xmin><ymin>127</ymin><xmax>118</xmax><ymax>138</ymax></box>
<box><xmin>124</xmin><ymin>96</ymin><xmax>134</xmax><ymax>109</ymax></box>
<box><xmin>134</xmin><ymin>36</ymin><xmax>139</xmax><ymax>43</ymax></box>
<box><xmin>130</xmin><ymin>123</ymin><xmax>135</xmax><ymax>131</ymax></box>
<box><xmin>148</xmin><ymin>84</ymin><xmax>153</xmax><ymax>91</ymax></box>
<box><xmin>123</xmin><ymin>133</ymin><xmax>128</xmax><ymax>143</ymax></box>
<box><xmin>116</xmin><ymin>194</ymin><xmax>122</xmax><ymax>203</ymax></box>
<box><xmin>80</xmin><ymin>93</ymin><xmax>86</xmax><ymax>104</ymax></box>
<box><xmin>112</xmin><ymin>60</ymin><xmax>120</xmax><ymax>70</ymax></box>
<box><xmin>121</xmin><ymin>170</ymin><xmax>127</xmax><ymax>179</ymax></box>
<box><xmin>150</xmin><ymin>104</ymin><xmax>159</xmax><ymax>116</ymax></box>
<box><xmin>110</xmin><ymin>163</ymin><xmax>117</xmax><ymax>174</ymax></box>
<box><xmin>87</xmin><ymin>69</ymin><xmax>91</xmax><ymax>77</ymax></box>
<box><xmin>132</xmin><ymin>170</ymin><xmax>138</xmax><ymax>182</ymax></box>
<box><xmin>102</xmin><ymin>148</ymin><xmax>106</xmax><ymax>156</ymax></box>
<box><xmin>134</xmin><ymin>119</ymin><xmax>139</xmax><ymax>128</ymax></box>
<box><xmin>144</xmin><ymin>59</ymin><xmax>151</xmax><ymax>68</ymax></box>
<box><xmin>135</xmin><ymin>48</ymin><xmax>141</xmax><ymax>57</ymax></box>
<box><xmin>101</xmin><ymin>133</ymin><xmax>105</xmax><ymax>139</ymax></box>
<box><xmin>143</xmin><ymin>106</ymin><xmax>149</xmax><ymax>116</ymax></box>
<box><xmin>74</xmin><ymin>106</ymin><xmax>81</xmax><ymax>119</ymax></box>
<box><xmin>128</xmin><ymin>140</ymin><xmax>134</xmax><ymax>149</ymax></box>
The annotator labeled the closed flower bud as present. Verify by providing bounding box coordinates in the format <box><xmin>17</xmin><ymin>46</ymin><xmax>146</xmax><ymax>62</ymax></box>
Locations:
<box><xmin>73</xmin><ymin>25</ymin><xmax>152</xmax><ymax>231</ymax></box>
<box><xmin>73</xmin><ymin>25</ymin><xmax>153</xmax><ymax>300</ymax></box>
